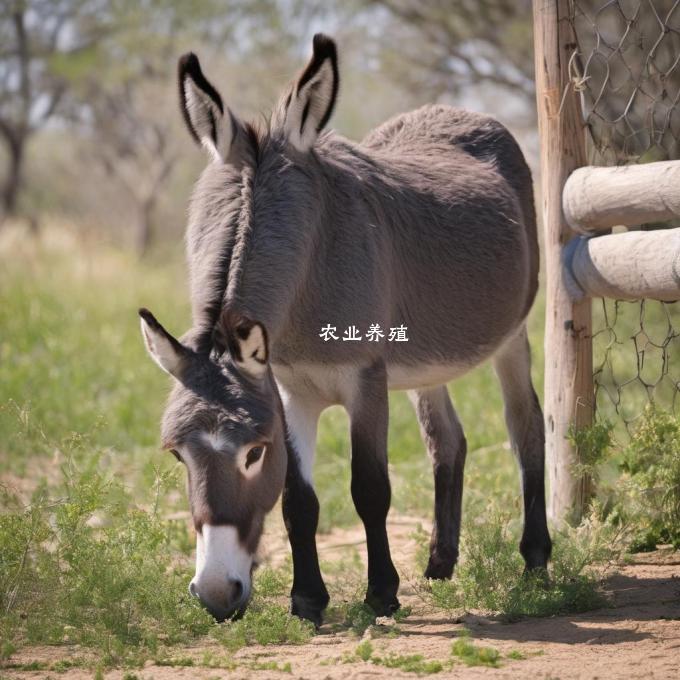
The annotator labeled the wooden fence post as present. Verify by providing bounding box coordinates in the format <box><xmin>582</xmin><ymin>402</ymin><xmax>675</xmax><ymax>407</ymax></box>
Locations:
<box><xmin>533</xmin><ymin>0</ymin><xmax>593</xmax><ymax>523</ymax></box>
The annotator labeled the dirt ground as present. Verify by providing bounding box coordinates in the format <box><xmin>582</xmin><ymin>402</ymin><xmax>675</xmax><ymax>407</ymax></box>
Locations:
<box><xmin>4</xmin><ymin>515</ymin><xmax>680</xmax><ymax>680</ymax></box>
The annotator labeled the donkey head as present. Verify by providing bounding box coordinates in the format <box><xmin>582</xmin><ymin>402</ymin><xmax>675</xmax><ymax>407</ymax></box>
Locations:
<box><xmin>139</xmin><ymin>308</ymin><xmax>287</xmax><ymax>621</ymax></box>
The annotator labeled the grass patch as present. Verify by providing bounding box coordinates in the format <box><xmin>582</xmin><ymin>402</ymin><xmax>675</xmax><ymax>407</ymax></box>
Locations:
<box><xmin>249</xmin><ymin>660</ymin><xmax>293</xmax><ymax>673</ymax></box>
<box><xmin>214</xmin><ymin>602</ymin><xmax>314</xmax><ymax>651</ymax></box>
<box><xmin>507</xmin><ymin>649</ymin><xmax>526</xmax><ymax>660</ymax></box>
<box><xmin>0</xmin><ymin>453</ymin><xmax>215</xmax><ymax>666</ymax></box>
<box><xmin>349</xmin><ymin>640</ymin><xmax>444</xmax><ymax>674</ymax></box>
<box><xmin>451</xmin><ymin>632</ymin><xmax>501</xmax><ymax>667</ymax></box>
<box><xmin>373</xmin><ymin>652</ymin><xmax>444</xmax><ymax>674</ymax></box>
<box><xmin>418</xmin><ymin>511</ymin><xmax>613</xmax><ymax>620</ymax></box>
<box><xmin>348</xmin><ymin>634</ymin><xmax>505</xmax><ymax>673</ymax></box>
<box><xmin>619</xmin><ymin>407</ymin><xmax>680</xmax><ymax>550</ymax></box>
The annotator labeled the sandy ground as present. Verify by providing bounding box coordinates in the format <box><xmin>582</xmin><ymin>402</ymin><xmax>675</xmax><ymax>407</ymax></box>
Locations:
<box><xmin>3</xmin><ymin>516</ymin><xmax>680</xmax><ymax>680</ymax></box>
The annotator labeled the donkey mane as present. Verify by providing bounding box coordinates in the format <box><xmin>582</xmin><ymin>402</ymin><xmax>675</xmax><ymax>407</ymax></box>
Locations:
<box><xmin>187</xmin><ymin>117</ymin><xmax>291</xmax><ymax>355</ymax></box>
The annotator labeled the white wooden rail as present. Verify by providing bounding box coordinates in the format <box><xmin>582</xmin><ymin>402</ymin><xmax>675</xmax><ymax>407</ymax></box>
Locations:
<box><xmin>564</xmin><ymin>228</ymin><xmax>680</xmax><ymax>303</ymax></box>
<box><xmin>563</xmin><ymin>161</ymin><xmax>680</xmax><ymax>234</ymax></box>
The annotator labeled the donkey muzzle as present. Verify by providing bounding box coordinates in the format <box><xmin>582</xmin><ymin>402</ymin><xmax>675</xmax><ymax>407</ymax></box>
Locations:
<box><xmin>189</xmin><ymin>577</ymin><xmax>250</xmax><ymax>621</ymax></box>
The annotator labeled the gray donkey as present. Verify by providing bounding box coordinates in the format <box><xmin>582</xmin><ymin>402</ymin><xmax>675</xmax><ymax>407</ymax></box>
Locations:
<box><xmin>139</xmin><ymin>34</ymin><xmax>551</xmax><ymax>624</ymax></box>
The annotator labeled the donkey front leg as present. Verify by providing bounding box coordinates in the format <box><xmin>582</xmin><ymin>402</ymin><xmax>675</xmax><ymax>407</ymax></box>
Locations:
<box><xmin>408</xmin><ymin>386</ymin><xmax>467</xmax><ymax>579</ymax></box>
<box><xmin>348</xmin><ymin>361</ymin><xmax>400</xmax><ymax>616</ymax></box>
<box><xmin>280</xmin><ymin>390</ymin><xmax>329</xmax><ymax>627</ymax></box>
<box><xmin>493</xmin><ymin>326</ymin><xmax>552</xmax><ymax>571</ymax></box>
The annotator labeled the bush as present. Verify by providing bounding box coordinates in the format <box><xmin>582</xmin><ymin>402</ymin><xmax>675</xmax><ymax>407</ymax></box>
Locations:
<box><xmin>214</xmin><ymin>602</ymin><xmax>314</xmax><ymax>651</ymax></box>
<box><xmin>621</xmin><ymin>407</ymin><xmax>680</xmax><ymax>550</ymax></box>
<box><xmin>421</xmin><ymin>511</ymin><xmax>611</xmax><ymax>620</ymax></box>
<box><xmin>0</xmin><ymin>457</ymin><xmax>214</xmax><ymax>666</ymax></box>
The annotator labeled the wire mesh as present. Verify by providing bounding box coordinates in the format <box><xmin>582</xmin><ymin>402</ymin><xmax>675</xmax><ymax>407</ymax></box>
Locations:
<box><xmin>568</xmin><ymin>0</ymin><xmax>680</xmax><ymax>436</ymax></box>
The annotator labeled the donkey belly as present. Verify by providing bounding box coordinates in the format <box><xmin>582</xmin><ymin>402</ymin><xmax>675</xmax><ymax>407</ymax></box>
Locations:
<box><xmin>386</xmin><ymin>359</ymin><xmax>476</xmax><ymax>391</ymax></box>
<box><xmin>272</xmin><ymin>352</ymin><xmax>495</xmax><ymax>407</ymax></box>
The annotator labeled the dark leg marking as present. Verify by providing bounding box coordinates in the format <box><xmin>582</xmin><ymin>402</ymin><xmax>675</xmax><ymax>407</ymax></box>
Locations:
<box><xmin>410</xmin><ymin>386</ymin><xmax>467</xmax><ymax>579</ymax></box>
<box><xmin>349</xmin><ymin>361</ymin><xmax>400</xmax><ymax>615</ymax></box>
<box><xmin>494</xmin><ymin>328</ymin><xmax>552</xmax><ymax>571</ymax></box>
<box><xmin>281</xmin><ymin>433</ymin><xmax>329</xmax><ymax>627</ymax></box>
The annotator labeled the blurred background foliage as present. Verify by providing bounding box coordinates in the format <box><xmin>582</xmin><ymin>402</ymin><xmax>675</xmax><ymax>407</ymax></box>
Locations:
<box><xmin>0</xmin><ymin>0</ymin><xmax>536</xmax><ymax>254</ymax></box>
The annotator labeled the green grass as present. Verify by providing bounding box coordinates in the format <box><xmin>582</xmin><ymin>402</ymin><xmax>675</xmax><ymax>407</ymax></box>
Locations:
<box><xmin>451</xmin><ymin>632</ymin><xmax>501</xmax><ymax>668</ymax></box>
<box><xmin>417</xmin><ymin>511</ymin><xmax>612</xmax><ymax>621</ymax></box>
<box><xmin>347</xmin><ymin>634</ymin><xmax>507</xmax><ymax>673</ymax></box>
<box><xmin>213</xmin><ymin>602</ymin><xmax>314</xmax><ymax>651</ymax></box>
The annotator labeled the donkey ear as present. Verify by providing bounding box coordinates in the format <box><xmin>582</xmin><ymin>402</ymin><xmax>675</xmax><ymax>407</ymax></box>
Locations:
<box><xmin>139</xmin><ymin>308</ymin><xmax>189</xmax><ymax>379</ymax></box>
<box><xmin>178</xmin><ymin>52</ymin><xmax>239</xmax><ymax>163</ymax></box>
<box><xmin>282</xmin><ymin>33</ymin><xmax>339</xmax><ymax>151</ymax></box>
<box><xmin>219</xmin><ymin>311</ymin><xmax>269</xmax><ymax>381</ymax></box>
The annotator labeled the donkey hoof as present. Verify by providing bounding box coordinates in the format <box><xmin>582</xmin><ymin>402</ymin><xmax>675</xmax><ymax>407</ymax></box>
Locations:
<box><xmin>291</xmin><ymin>594</ymin><xmax>326</xmax><ymax>629</ymax></box>
<box><xmin>424</xmin><ymin>552</ymin><xmax>456</xmax><ymax>580</ymax></box>
<box><xmin>364</xmin><ymin>588</ymin><xmax>400</xmax><ymax>617</ymax></box>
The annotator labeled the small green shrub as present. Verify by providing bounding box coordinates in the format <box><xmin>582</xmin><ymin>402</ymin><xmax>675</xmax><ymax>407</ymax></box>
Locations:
<box><xmin>372</xmin><ymin>652</ymin><xmax>444</xmax><ymax>674</ymax></box>
<box><xmin>350</xmin><ymin>640</ymin><xmax>444</xmax><ymax>674</ymax></box>
<box><xmin>451</xmin><ymin>632</ymin><xmax>500</xmax><ymax>668</ymax></box>
<box><xmin>253</xmin><ymin>564</ymin><xmax>291</xmax><ymax>598</ymax></box>
<box><xmin>620</xmin><ymin>407</ymin><xmax>680</xmax><ymax>550</ymax></box>
<box><xmin>568</xmin><ymin>420</ymin><xmax>614</xmax><ymax>482</ymax></box>
<box><xmin>0</xmin><ymin>456</ymin><xmax>214</xmax><ymax>666</ymax></box>
<box><xmin>214</xmin><ymin>602</ymin><xmax>314</xmax><ymax>651</ymax></box>
<box><xmin>355</xmin><ymin>640</ymin><xmax>373</xmax><ymax>661</ymax></box>
<box><xmin>507</xmin><ymin>649</ymin><xmax>525</xmax><ymax>660</ymax></box>
<box><xmin>422</xmin><ymin>511</ymin><xmax>610</xmax><ymax>620</ymax></box>
<box><xmin>249</xmin><ymin>660</ymin><xmax>292</xmax><ymax>673</ymax></box>
<box><xmin>342</xmin><ymin>601</ymin><xmax>377</xmax><ymax>636</ymax></box>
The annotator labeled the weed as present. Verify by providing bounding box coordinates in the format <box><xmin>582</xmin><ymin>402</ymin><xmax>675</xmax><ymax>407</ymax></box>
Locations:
<box><xmin>507</xmin><ymin>649</ymin><xmax>525</xmax><ymax>660</ymax></box>
<box><xmin>568</xmin><ymin>420</ymin><xmax>614</xmax><ymax>483</ymax></box>
<box><xmin>340</xmin><ymin>601</ymin><xmax>377</xmax><ymax>636</ymax></box>
<box><xmin>373</xmin><ymin>653</ymin><xmax>444</xmax><ymax>674</ymax></box>
<box><xmin>0</xmin><ymin>453</ymin><xmax>214</xmax><ymax>666</ymax></box>
<box><xmin>199</xmin><ymin>651</ymin><xmax>238</xmax><ymax>670</ymax></box>
<box><xmin>451</xmin><ymin>632</ymin><xmax>500</xmax><ymax>667</ymax></box>
<box><xmin>421</xmin><ymin>511</ymin><xmax>611</xmax><ymax>620</ymax></box>
<box><xmin>214</xmin><ymin>602</ymin><xmax>314</xmax><ymax>651</ymax></box>
<box><xmin>248</xmin><ymin>660</ymin><xmax>293</xmax><ymax>673</ymax></box>
<box><xmin>620</xmin><ymin>407</ymin><xmax>680</xmax><ymax>550</ymax></box>
<box><xmin>254</xmin><ymin>564</ymin><xmax>291</xmax><ymax>598</ymax></box>
<box><xmin>349</xmin><ymin>640</ymin><xmax>443</xmax><ymax>674</ymax></box>
<box><xmin>355</xmin><ymin>640</ymin><xmax>373</xmax><ymax>661</ymax></box>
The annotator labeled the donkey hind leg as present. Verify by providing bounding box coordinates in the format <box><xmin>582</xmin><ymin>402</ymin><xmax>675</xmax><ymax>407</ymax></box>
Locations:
<box><xmin>408</xmin><ymin>386</ymin><xmax>467</xmax><ymax>579</ymax></box>
<box><xmin>280</xmin><ymin>390</ymin><xmax>329</xmax><ymax>627</ymax></box>
<box><xmin>493</xmin><ymin>326</ymin><xmax>552</xmax><ymax>571</ymax></box>
<box><xmin>348</xmin><ymin>361</ymin><xmax>400</xmax><ymax>615</ymax></box>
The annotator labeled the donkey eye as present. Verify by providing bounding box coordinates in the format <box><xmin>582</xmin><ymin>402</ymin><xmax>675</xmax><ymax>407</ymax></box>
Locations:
<box><xmin>245</xmin><ymin>445</ymin><xmax>265</xmax><ymax>469</ymax></box>
<box><xmin>169</xmin><ymin>449</ymin><xmax>181</xmax><ymax>462</ymax></box>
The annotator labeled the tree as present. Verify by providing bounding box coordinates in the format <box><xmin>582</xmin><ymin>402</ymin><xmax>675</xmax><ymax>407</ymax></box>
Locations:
<box><xmin>76</xmin><ymin>0</ymin><xmax>296</xmax><ymax>255</ymax></box>
<box><xmin>0</xmin><ymin>0</ymin><xmax>104</xmax><ymax>224</ymax></box>
<box><xmin>365</xmin><ymin>0</ymin><xmax>535</xmax><ymax>102</ymax></box>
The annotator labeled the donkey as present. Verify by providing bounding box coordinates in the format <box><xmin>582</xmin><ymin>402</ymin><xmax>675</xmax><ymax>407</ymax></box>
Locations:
<box><xmin>139</xmin><ymin>34</ymin><xmax>551</xmax><ymax>624</ymax></box>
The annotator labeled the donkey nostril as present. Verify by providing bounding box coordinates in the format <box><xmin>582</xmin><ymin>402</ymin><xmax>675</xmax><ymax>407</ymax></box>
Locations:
<box><xmin>189</xmin><ymin>581</ymin><xmax>198</xmax><ymax>598</ymax></box>
<box><xmin>231</xmin><ymin>579</ymin><xmax>244</xmax><ymax>602</ymax></box>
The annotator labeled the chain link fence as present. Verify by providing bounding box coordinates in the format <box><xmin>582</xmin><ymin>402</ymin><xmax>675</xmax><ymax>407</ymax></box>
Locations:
<box><xmin>569</xmin><ymin>0</ymin><xmax>680</xmax><ymax>436</ymax></box>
